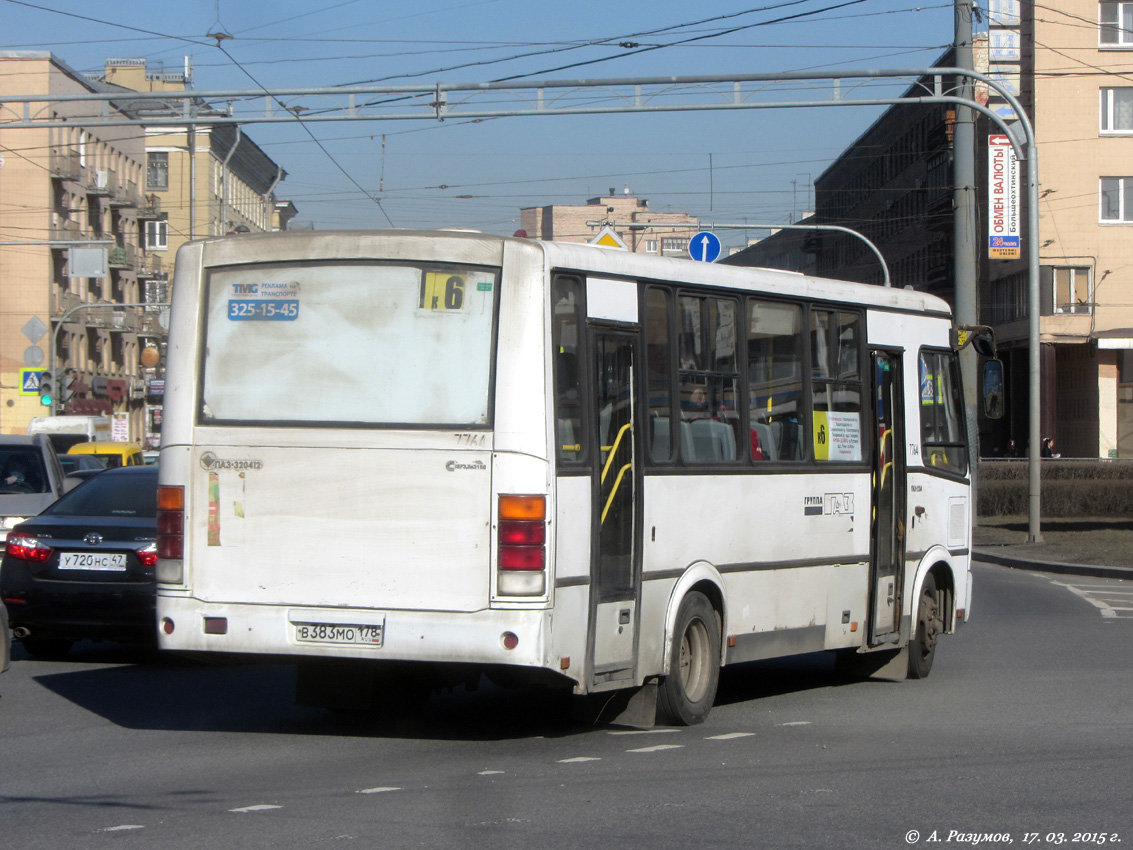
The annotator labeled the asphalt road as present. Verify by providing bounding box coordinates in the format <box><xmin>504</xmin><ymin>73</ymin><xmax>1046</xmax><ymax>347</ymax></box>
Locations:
<box><xmin>1</xmin><ymin>562</ymin><xmax>1130</xmax><ymax>850</ymax></box>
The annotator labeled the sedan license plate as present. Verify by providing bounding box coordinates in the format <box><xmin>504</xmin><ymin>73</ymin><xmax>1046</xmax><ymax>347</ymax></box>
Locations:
<box><xmin>293</xmin><ymin>621</ymin><xmax>384</xmax><ymax>646</ymax></box>
<box><xmin>59</xmin><ymin>551</ymin><xmax>127</xmax><ymax>571</ymax></box>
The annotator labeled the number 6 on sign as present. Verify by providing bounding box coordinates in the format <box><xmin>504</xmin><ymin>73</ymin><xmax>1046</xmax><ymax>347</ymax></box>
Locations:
<box><xmin>421</xmin><ymin>272</ymin><xmax>465</xmax><ymax>310</ymax></box>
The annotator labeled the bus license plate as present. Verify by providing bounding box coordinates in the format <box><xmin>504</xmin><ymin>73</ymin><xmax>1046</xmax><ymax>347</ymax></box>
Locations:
<box><xmin>293</xmin><ymin>622</ymin><xmax>384</xmax><ymax>646</ymax></box>
<box><xmin>59</xmin><ymin>552</ymin><xmax>127</xmax><ymax>571</ymax></box>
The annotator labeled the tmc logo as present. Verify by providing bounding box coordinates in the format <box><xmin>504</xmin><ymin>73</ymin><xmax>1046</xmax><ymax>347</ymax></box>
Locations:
<box><xmin>233</xmin><ymin>283</ymin><xmax>258</xmax><ymax>295</ymax></box>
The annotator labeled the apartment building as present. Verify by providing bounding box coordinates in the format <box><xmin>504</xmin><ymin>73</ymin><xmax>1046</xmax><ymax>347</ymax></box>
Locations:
<box><xmin>730</xmin><ymin>10</ymin><xmax>1133</xmax><ymax>459</ymax></box>
<box><xmin>0</xmin><ymin>52</ymin><xmax>154</xmax><ymax>437</ymax></box>
<box><xmin>984</xmin><ymin>0</ymin><xmax>1133</xmax><ymax>458</ymax></box>
<box><xmin>520</xmin><ymin>191</ymin><xmax>699</xmax><ymax>256</ymax></box>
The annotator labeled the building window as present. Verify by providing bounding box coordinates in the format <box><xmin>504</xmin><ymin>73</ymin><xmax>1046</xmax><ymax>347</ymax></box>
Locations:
<box><xmin>1101</xmin><ymin>176</ymin><xmax>1133</xmax><ymax>221</ymax></box>
<box><xmin>661</xmin><ymin>237</ymin><xmax>688</xmax><ymax>255</ymax></box>
<box><xmin>1101</xmin><ymin>87</ymin><xmax>1133</xmax><ymax>131</ymax></box>
<box><xmin>147</xmin><ymin>152</ymin><xmax>169</xmax><ymax>190</ymax></box>
<box><xmin>1101</xmin><ymin>2</ymin><xmax>1133</xmax><ymax>46</ymax></box>
<box><xmin>645</xmin><ymin>239</ymin><xmax>658</xmax><ymax>253</ymax></box>
<box><xmin>1052</xmin><ymin>267</ymin><xmax>1092</xmax><ymax>314</ymax></box>
<box><xmin>145</xmin><ymin>220</ymin><xmax>168</xmax><ymax>251</ymax></box>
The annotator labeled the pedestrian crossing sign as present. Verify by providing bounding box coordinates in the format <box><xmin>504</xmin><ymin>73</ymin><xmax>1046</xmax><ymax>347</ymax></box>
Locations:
<box><xmin>20</xmin><ymin>369</ymin><xmax>42</xmax><ymax>395</ymax></box>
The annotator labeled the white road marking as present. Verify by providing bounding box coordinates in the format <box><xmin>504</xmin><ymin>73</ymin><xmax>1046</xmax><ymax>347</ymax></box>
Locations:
<box><xmin>478</xmin><ymin>770</ymin><xmax>505</xmax><ymax>775</ymax></box>
<box><xmin>1049</xmin><ymin>578</ymin><xmax>1133</xmax><ymax>619</ymax></box>
<box><xmin>780</xmin><ymin>721</ymin><xmax>812</xmax><ymax>727</ymax></box>
<box><xmin>357</xmin><ymin>787</ymin><xmax>401</xmax><ymax>794</ymax></box>
<box><xmin>607</xmin><ymin>728</ymin><xmax>680</xmax><ymax>736</ymax></box>
<box><xmin>229</xmin><ymin>804</ymin><xmax>283</xmax><ymax>813</ymax></box>
<box><xmin>97</xmin><ymin>825</ymin><xmax>144</xmax><ymax>832</ymax></box>
<box><xmin>626</xmin><ymin>744</ymin><xmax>684</xmax><ymax>753</ymax></box>
<box><xmin>707</xmin><ymin>732</ymin><xmax>756</xmax><ymax>740</ymax></box>
<box><xmin>558</xmin><ymin>756</ymin><xmax>602</xmax><ymax>763</ymax></box>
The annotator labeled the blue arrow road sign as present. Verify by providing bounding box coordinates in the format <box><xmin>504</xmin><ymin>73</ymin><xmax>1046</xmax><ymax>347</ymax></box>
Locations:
<box><xmin>689</xmin><ymin>231</ymin><xmax>721</xmax><ymax>263</ymax></box>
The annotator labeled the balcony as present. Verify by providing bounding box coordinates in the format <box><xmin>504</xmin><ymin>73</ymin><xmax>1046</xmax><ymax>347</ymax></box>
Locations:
<box><xmin>138</xmin><ymin>194</ymin><xmax>162</xmax><ymax>220</ymax></box>
<box><xmin>50</xmin><ymin>148</ymin><xmax>81</xmax><ymax>181</ymax></box>
<box><xmin>108</xmin><ymin>244</ymin><xmax>137</xmax><ymax>270</ymax></box>
<box><xmin>51</xmin><ymin>214</ymin><xmax>82</xmax><ymax>241</ymax></box>
<box><xmin>110</xmin><ymin>179</ymin><xmax>142</xmax><ymax>209</ymax></box>
<box><xmin>87</xmin><ymin>169</ymin><xmax>117</xmax><ymax>196</ymax></box>
<box><xmin>136</xmin><ymin>254</ymin><xmax>165</xmax><ymax>279</ymax></box>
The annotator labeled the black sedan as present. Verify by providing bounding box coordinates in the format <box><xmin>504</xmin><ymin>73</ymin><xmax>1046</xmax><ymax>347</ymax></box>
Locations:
<box><xmin>1</xmin><ymin>466</ymin><xmax>157</xmax><ymax>659</ymax></box>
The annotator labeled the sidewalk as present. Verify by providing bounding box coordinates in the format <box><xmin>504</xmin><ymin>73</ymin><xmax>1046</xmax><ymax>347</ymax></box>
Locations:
<box><xmin>973</xmin><ymin>516</ymin><xmax>1133</xmax><ymax>580</ymax></box>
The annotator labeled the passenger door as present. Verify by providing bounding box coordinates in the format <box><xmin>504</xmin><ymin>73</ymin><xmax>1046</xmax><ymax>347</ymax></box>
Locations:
<box><xmin>588</xmin><ymin>330</ymin><xmax>642</xmax><ymax>688</ymax></box>
<box><xmin>869</xmin><ymin>349</ymin><xmax>906</xmax><ymax>645</ymax></box>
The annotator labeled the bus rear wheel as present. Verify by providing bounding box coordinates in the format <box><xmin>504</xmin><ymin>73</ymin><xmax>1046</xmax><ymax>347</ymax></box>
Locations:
<box><xmin>908</xmin><ymin>573</ymin><xmax>942</xmax><ymax>679</ymax></box>
<box><xmin>657</xmin><ymin>592</ymin><xmax>720</xmax><ymax>726</ymax></box>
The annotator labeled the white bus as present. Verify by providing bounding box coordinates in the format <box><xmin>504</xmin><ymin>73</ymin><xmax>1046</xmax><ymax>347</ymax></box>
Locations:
<box><xmin>155</xmin><ymin>229</ymin><xmax>980</xmax><ymax>725</ymax></box>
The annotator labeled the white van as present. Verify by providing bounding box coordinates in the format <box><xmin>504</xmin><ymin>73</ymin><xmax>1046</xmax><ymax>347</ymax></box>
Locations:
<box><xmin>25</xmin><ymin>415</ymin><xmax>112</xmax><ymax>454</ymax></box>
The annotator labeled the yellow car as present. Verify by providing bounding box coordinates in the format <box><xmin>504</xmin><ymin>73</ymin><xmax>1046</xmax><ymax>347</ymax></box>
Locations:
<box><xmin>67</xmin><ymin>441</ymin><xmax>144</xmax><ymax>469</ymax></box>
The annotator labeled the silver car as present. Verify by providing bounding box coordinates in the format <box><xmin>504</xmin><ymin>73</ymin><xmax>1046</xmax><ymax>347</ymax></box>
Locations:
<box><xmin>0</xmin><ymin>435</ymin><xmax>72</xmax><ymax>546</ymax></box>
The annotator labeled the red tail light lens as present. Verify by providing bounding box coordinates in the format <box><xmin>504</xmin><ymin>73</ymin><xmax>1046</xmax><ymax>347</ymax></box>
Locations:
<box><xmin>157</xmin><ymin>485</ymin><xmax>184</xmax><ymax>560</ymax></box>
<box><xmin>498</xmin><ymin>495</ymin><xmax>546</xmax><ymax>574</ymax></box>
<box><xmin>137</xmin><ymin>543</ymin><xmax>158</xmax><ymax>569</ymax></box>
<box><xmin>5</xmin><ymin>533</ymin><xmax>53</xmax><ymax>563</ymax></box>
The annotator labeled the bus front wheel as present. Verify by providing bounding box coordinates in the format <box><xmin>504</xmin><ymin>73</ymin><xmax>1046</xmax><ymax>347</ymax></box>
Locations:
<box><xmin>908</xmin><ymin>572</ymin><xmax>942</xmax><ymax>679</ymax></box>
<box><xmin>657</xmin><ymin>592</ymin><xmax>720</xmax><ymax>726</ymax></box>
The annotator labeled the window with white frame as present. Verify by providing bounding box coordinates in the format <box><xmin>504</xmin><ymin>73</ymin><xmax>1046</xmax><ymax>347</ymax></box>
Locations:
<box><xmin>1101</xmin><ymin>87</ymin><xmax>1133</xmax><ymax>131</ymax></box>
<box><xmin>1101</xmin><ymin>177</ymin><xmax>1133</xmax><ymax>221</ymax></box>
<box><xmin>645</xmin><ymin>239</ymin><xmax>658</xmax><ymax>253</ymax></box>
<box><xmin>146</xmin><ymin>152</ymin><xmax>169</xmax><ymax>190</ymax></box>
<box><xmin>145</xmin><ymin>220</ymin><xmax>168</xmax><ymax>250</ymax></box>
<box><xmin>1101</xmin><ymin>2</ymin><xmax>1133</xmax><ymax>46</ymax></box>
<box><xmin>1052</xmin><ymin>267</ymin><xmax>1092</xmax><ymax>314</ymax></box>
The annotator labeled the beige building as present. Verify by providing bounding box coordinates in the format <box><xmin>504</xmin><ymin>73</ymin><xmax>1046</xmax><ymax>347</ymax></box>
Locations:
<box><xmin>984</xmin><ymin>0</ymin><xmax>1133</xmax><ymax>457</ymax></box>
<box><xmin>521</xmin><ymin>191</ymin><xmax>699</xmax><ymax>256</ymax></box>
<box><xmin>0</xmin><ymin>54</ymin><xmax>295</xmax><ymax>440</ymax></box>
<box><xmin>0</xmin><ymin>52</ymin><xmax>153</xmax><ymax>437</ymax></box>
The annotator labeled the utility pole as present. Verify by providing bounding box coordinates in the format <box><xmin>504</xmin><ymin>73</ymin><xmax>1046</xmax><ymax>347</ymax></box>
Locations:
<box><xmin>954</xmin><ymin>0</ymin><xmax>981</xmax><ymax>515</ymax></box>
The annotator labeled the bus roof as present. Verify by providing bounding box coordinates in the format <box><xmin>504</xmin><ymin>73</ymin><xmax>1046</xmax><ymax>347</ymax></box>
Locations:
<box><xmin>184</xmin><ymin>229</ymin><xmax>953</xmax><ymax>319</ymax></box>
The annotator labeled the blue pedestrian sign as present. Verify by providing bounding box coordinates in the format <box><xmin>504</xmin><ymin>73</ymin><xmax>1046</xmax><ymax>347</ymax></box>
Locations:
<box><xmin>689</xmin><ymin>231</ymin><xmax>722</xmax><ymax>263</ymax></box>
<box><xmin>20</xmin><ymin>369</ymin><xmax>42</xmax><ymax>396</ymax></box>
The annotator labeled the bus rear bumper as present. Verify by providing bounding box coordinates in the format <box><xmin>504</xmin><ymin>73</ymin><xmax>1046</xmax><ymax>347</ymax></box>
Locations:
<box><xmin>155</xmin><ymin>596</ymin><xmax>552</xmax><ymax>670</ymax></box>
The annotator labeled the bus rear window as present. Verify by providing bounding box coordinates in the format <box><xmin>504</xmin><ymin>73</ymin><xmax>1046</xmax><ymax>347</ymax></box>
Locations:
<box><xmin>200</xmin><ymin>261</ymin><xmax>499</xmax><ymax>427</ymax></box>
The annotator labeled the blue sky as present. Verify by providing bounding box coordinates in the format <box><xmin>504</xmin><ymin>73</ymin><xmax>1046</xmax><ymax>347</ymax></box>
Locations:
<box><xmin>2</xmin><ymin>0</ymin><xmax>959</xmax><ymax>249</ymax></box>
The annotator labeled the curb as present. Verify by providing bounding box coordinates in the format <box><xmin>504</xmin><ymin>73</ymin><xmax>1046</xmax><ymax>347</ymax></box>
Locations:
<box><xmin>974</xmin><ymin>548</ymin><xmax>1133</xmax><ymax>581</ymax></box>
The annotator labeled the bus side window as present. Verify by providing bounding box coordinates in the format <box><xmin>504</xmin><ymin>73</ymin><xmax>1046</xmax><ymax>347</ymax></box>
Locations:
<box><xmin>811</xmin><ymin>309</ymin><xmax>864</xmax><ymax>463</ymax></box>
<box><xmin>677</xmin><ymin>295</ymin><xmax>741</xmax><ymax>463</ymax></box>
<box><xmin>919</xmin><ymin>349</ymin><xmax>968</xmax><ymax>475</ymax></box>
<box><xmin>552</xmin><ymin>276</ymin><xmax>586</xmax><ymax>466</ymax></box>
<box><xmin>645</xmin><ymin>287</ymin><xmax>674</xmax><ymax>463</ymax></box>
<box><xmin>746</xmin><ymin>298</ymin><xmax>804</xmax><ymax>462</ymax></box>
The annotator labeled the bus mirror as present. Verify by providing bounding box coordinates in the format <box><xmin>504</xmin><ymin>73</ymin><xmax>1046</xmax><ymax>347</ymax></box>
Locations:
<box><xmin>982</xmin><ymin>359</ymin><xmax>1005</xmax><ymax>420</ymax></box>
<box><xmin>952</xmin><ymin>325</ymin><xmax>997</xmax><ymax>358</ymax></box>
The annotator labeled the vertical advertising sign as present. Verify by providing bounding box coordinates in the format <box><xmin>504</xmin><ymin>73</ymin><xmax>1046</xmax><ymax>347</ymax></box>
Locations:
<box><xmin>988</xmin><ymin>135</ymin><xmax>1021</xmax><ymax>259</ymax></box>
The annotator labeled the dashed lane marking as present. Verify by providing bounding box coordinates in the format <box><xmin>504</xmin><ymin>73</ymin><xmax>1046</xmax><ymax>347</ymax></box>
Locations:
<box><xmin>357</xmin><ymin>787</ymin><xmax>401</xmax><ymax>794</ymax></box>
<box><xmin>626</xmin><ymin>744</ymin><xmax>684</xmax><ymax>753</ymax></box>
<box><xmin>707</xmin><ymin>732</ymin><xmax>756</xmax><ymax>740</ymax></box>
<box><xmin>229</xmin><ymin>804</ymin><xmax>283</xmax><ymax>813</ymax></box>
<box><xmin>558</xmin><ymin>757</ymin><xmax>602</xmax><ymax>763</ymax></box>
<box><xmin>97</xmin><ymin>825</ymin><xmax>144</xmax><ymax>832</ymax></box>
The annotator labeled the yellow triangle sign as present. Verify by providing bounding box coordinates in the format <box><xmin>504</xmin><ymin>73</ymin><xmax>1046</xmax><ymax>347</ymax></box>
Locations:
<box><xmin>589</xmin><ymin>226</ymin><xmax>628</xmax><ymax>250</ymax></box>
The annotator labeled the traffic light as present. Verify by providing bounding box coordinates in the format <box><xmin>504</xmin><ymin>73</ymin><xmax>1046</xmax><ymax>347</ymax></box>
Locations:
<box><xmin>38</xmin><ymin>370</ymin><xmax>54</xmax><ymax>408</ymax></box>
<box><xmin>58</xmin><ymin>370</ymin><xmax>75</xmax><ymax>404</ymax></box>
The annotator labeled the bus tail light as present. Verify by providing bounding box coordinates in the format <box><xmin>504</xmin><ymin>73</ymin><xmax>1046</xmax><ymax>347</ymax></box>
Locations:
<box><xmin>497</xmin><ymin>495</ymin><xmax>546</xmax><ymax>596</ymax></box>
<box><xmin>156</xmin><ymin>485</ymin><xmax>185</xmax><ymax>582</ymax></box>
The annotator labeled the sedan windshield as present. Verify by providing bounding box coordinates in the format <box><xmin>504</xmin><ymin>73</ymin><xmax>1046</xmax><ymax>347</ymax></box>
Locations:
<box><xmin>47</xmin><ymin>470</ymin><xmax>157</xmax><ymax>518</ymax></box>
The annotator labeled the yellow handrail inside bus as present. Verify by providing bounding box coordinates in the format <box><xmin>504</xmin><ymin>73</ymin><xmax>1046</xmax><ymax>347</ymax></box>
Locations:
<box><xmin>601</xmin><ymin>422</ymin><xmax>633</xmax><ymax>484</ymax></box>
<box><xmin>601</xmin><ymin>462</ymin><xmax>633</xmax><ymax>524</ymax></box>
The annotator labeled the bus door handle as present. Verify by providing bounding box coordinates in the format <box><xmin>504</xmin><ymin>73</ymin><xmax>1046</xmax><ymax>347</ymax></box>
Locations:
<box><xmin>912</xmin><ymin>505</ymin><xmax>925</xmax><ymax>528</ymax></box>
<box><xmin>618</xmin><ymin>608</ymin><xmax>631</xmax><ymax>625</ymax></box>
